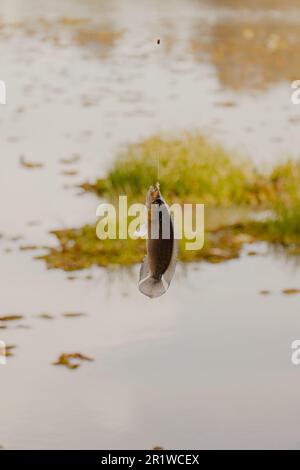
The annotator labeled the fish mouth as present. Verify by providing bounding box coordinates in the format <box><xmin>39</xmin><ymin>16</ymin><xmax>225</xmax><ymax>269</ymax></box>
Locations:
<box><xmin>151</xmin><ymin>188</ymin><xmax>160</xmax><ymax>200</ymax></box>
<box><xmin>146</xmin><ymin>183</ymin><xmax>163</xmax><ymax>208</ymax></box>
<box><xmin>151</xmin><ymin>182</ymin><xmax>161</xmax><ymax>200</ymax></box>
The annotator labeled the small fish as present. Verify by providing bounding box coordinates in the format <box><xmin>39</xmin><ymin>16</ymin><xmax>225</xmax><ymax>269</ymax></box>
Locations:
<box><xmin>138</xmin><ymin>183</ymin><xmax>178</xmax><ymax>298</ymax></box>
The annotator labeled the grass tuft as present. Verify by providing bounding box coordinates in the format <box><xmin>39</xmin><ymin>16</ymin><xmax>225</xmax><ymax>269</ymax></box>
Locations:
<box><xmin>41</xmin><ymin>134</ymin><xmax>300</xmax><ymax>270</ymax></box>
<box><xmin>89</xmin><ymin>134</ymin><xmax>266</xmax><ymax>206</ymax></box>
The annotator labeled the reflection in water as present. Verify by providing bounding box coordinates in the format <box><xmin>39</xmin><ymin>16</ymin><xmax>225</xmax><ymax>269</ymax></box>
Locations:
<box><xmin>191</xmin><ymin>20</ymin><xmax>300</xmax><ymax>90</ymax></box>
<box><xmin>0</xmin><ymin>17</ymin><xmax>124</xmax><ymax>58</ymax></box>
<box><xmin>2</xmin><ymin>1</ymin><xmax>300</xmax><ymax>89</ymax></box>
<box><xmin>74</xmin><ymin>25</ymin><xmax>124</xmax><ymax>57</ymax></box>
<box><xmin>2</xmin><ymin>8</ymin><xmax>300</xmax><ymax>89</ymax></box>
<box><xmin>211</xmin><ymin>0</ymin><xmax>300</xmax><ymax>9</ymax></box>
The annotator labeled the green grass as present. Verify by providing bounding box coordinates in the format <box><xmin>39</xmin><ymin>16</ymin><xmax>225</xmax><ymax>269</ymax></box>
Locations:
<box><xmin>88</xmin><ymin>134</ymin><xmax>266</xmax><ymax>206</ymax></box>
<box><xmin>269</xmin><ymin>160</ymin><xmax>300</xmax><ymax>206</ymax></box>
<box><xmin>39</xmin><ymin>134</ymin><xmax>300</xmax><ymax>271</ymax></box>
<box><xmin>86</xmin><ymin>134</ymin><xmax>300</xmax><ymax>209</ymax></box>
<box><xmin>40</xmin><ymin>225</ymin><xmax>145</xmax><ymax>271</ymax></box>
<box><xmin>40</xmin><ymin>205</ymin><xmax>300</xmax><ymax>272</ymax></box>
<box><xmin>250</xmin><ymin>203</ymin><xmax>300</xmax><ymax>247</ymax></box>
<box><xmin>39</xmin><ymin>222</ymin><xmax>251</xmax><ymax>271</ymax></box>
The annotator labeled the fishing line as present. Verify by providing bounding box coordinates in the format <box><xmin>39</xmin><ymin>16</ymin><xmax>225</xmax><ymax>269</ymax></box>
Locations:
<box><xmin>156</xmin><ymin>37</ymin><xmax>161</xmax><ymax>186</ymax></box>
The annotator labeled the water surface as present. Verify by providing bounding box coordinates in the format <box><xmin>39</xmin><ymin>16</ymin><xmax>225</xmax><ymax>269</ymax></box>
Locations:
<box><xmin>1</xmin><ymin>0</ymin><xmax>300</xmax><ymax>449</ymax></box>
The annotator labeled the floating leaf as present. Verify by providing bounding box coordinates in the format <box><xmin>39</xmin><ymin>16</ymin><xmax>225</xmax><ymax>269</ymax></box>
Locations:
<box><xmin>0</xmin><ymin>315</ymin><xmax>23</xmax><ymax>321</ymax></box>
<box><xmin>282</xmin><ymin>288</ymin><xmax>300</xmax><ymax>295</ymax></box>
<box><xmin>62</xmin><ymin>312</ymin><xmax>86</xmax><ymax>318</ymax></box>
<box><xmin>38</xmin><ymin>313</ymin><xmax>54</xmax><ymax>320</ymax></box>
<box><xmin>53</xmin><ymin>352</ymin><xmax>94</xmax><ymax>370</ymax></box>
<box><xmin>60</xmin><ymin>154</ymin><xmax>81</xmax><ymax>165</ymax></box>
<box><xmin>20</xmin><ymin>156</ymin><xmax>43</xmax><ymax>169</ymax></box>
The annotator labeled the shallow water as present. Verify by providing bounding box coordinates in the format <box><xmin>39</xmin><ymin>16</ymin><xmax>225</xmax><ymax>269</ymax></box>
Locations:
<box><xmin>1</xmin><ymin>0</ymin><xmax>300</xmax><ymax>450</ymax></box>
<box><xmin>2</xmin><ymin>247</ymin><xmax>300</xmax><ymax>449</ymax></box>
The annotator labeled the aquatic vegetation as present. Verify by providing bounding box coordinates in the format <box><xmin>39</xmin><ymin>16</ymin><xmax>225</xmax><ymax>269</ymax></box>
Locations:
<box><xmin>39</xmin><ymin>225</ymin><xmax>146</xmax><ymax>271</ymax></box>
<box><xmin>38</xmin><ymin>313</ymin><xmax>54</xmax><ymax>320</ymax></box>
<box><xmin>260</xmin><ymin>290</ymin><xmax>271</xmax><ymax>295</ymax></box>
<box><xmin>282</xmin><ymin>288</ymin><xmax>300</xmax><ymax>295</ymax></box>
<box><xmin>58</xmin><ymin>17</ymin><xmax>90</xmax><ymax>27</ymax></box>
<box><xmin>62</xmin><ymin>312</ymin><xmax>86</xmax><ymax>318</ymax></box>
<box><xmin>249</xmin><ymin>203</ymin><xmax>300</xmax><ymax>249</ymax></box>
<box><xmin>75</xmin><ymin>28</ymin><xmax>124</xmax><ymax>47</ymax></box>
<box><xmin>212</xmin><ymin>0</ymin><xmax>300</xmax><ymax>8</ymax></box>
<box><xmin>39</xmin><ymin>134</ymin><xmax>300</xmax><ymax>271</ymax></box>
<box><xmin>61</xmin><ymin>169</ymin><xmax>78</xmax><ymax>177</ymax></box>
<box><xmin>3</xmin><ymin>345</ymin><xmax>16</xmax><ymax>357</ymax></box>
<box><xmin>83</xmin><ymin>134</ymin><xmax>300</xmax><ymax>208</ymax></box>
<box><xmin>19</xmin><ymin>245</ymin><xmax>39</xmax><ymax>251</ymax></box>
<box><xmin>0</xmin><ymin>18</ymin><xmax>124</xmax><ymax>57</ymax></box>
<box><xmin>247</xmin><ymin>250</ymin><xmax>257</xmax><ymax>256</ymax></box>
<box><xmin>0</xmin><ymin>315</ymin><xmax>23</xmax><ymax>321</ymax></box>
<box><xmin>269</xmin><ymin>161</ymin><xmax>300</xmax><ymax>206</ymax></box>
<box><xmin>39</xmin><ymin>222</ymin><xmax>253</xmax><ymax>270</ymax></box>
<box><xmin>60</xmin><ymin>154</ymin><xmax>81</xmax><ymax>165</ymax></box>
<box><xmin>19</xmin><ymin>156</ymin><xmax>44</xmax><ymax>169</ymax></box>
<box><xmin>191</xmin><ymin>20</ymin><xmax>300</xmax><ymax>90</ymax></box>
<box><xmin>53</xmin><ymin>352</ymin><xmax>94</xmax><ymax>370</ymax></box>
<box><xmin>85</xmin><ymin>134</ymin><xmax>266</xmax><ymax>206</ymax></box>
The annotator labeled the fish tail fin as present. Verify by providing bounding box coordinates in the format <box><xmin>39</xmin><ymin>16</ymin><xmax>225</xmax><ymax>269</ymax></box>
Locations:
<box><xmin>138</xmin><ymin>274</ymin><xmax>168</xmax><ymax>299</ymax></box>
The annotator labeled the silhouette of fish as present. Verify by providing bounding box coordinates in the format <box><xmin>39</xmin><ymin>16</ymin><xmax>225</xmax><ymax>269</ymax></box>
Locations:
<box><xmin>138</xmin><ymin>183</ymin><xmax>178</xmax><ymax>298</ymax></box>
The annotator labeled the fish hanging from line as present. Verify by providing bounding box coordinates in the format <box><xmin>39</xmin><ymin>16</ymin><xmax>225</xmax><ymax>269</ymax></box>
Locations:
<box><xmin>136</xmin><ymin>183</ymin><xmax>178</xmax><ymax>299</ymax></box>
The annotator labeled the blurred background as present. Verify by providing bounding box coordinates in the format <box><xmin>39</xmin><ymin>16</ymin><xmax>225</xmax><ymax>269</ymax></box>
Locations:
<box><xmin>1</xmin><ymin>0</ymin><xmax>300</xmax><ymax>450</ymax></box>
